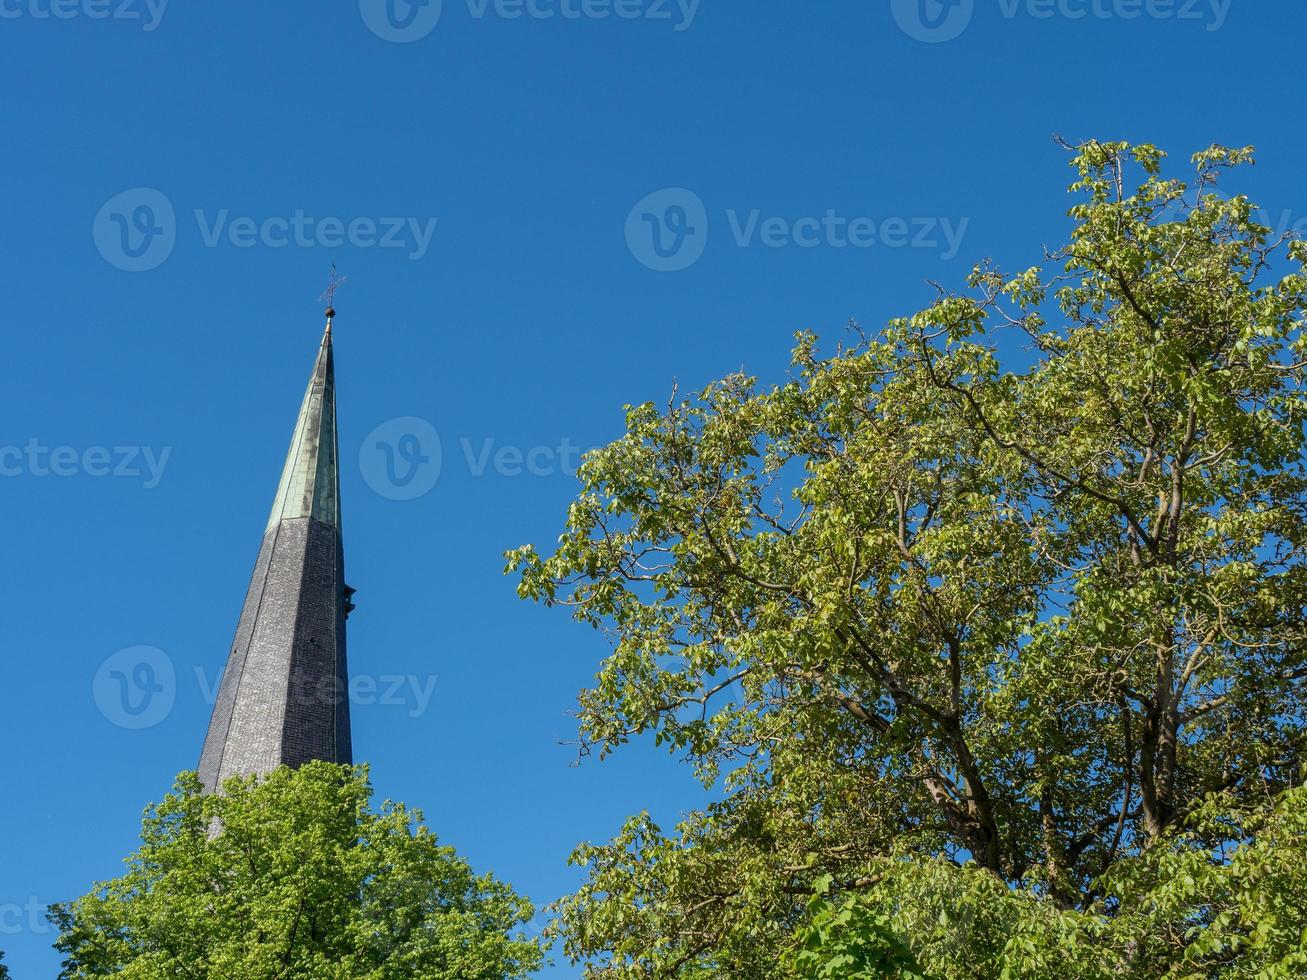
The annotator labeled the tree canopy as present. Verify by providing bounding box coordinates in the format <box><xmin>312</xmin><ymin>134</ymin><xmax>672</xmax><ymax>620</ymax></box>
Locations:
<box><xmin>787</xmin><ymin>785</ymin><xmax>1307</xmax><ymax>978</ymax></box>
<box><xmin>510</xmin><ymin>140</ymin><xmax>1307</xmax><ymax>976</ymax></box>
<box><xmin>49</xmin><ymin>763</ymin><xmax>542</xmax><ymax>979</ymax></box>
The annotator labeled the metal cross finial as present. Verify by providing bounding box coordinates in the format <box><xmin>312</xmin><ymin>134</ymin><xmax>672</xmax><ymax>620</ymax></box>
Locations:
<box><xmin>319</xmin><ymin>263</ymin><xmax>347</xmax><ymax>320</ymax></box>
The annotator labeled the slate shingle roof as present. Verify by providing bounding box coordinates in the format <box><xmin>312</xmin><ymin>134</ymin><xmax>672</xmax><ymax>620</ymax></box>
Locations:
<box><xmin>198</xmin><ymin>319</ymin><xmax>352</xmax><ymax>791</ymax></box>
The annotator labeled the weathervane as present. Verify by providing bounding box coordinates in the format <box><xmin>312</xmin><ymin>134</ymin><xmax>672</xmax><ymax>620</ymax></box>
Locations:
<box><xmin>319</xmin><ymin>263</ymin><xmax>347</xmax><ymax>323</ymax></box>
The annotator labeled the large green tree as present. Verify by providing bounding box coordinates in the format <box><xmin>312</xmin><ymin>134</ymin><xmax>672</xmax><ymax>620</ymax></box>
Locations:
<box><xmin>510</xmin><ymin>140</ymin><xmax>1307</xmax><ymax>976</ymax></box>
<box><xmin>50</xmin><ymin>763</ymin><xmax>542</xmax><ymax>979</ymax></box>
<box><xmin>787</xmin><ymin>785</ymin><xmax>1307</xmax><ymax>978</ymax></box>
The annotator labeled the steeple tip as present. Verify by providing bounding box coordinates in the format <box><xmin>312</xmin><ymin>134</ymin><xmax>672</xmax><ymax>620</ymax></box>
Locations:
<box><xmin>319</xmin><ymin>264</ymin><xmax>346</xmax><ymax>339</ymax></box>
<box><xmin>265</xmin><ymin>312</ymin><xmax>341</xmax><ymax>533</ymax></box>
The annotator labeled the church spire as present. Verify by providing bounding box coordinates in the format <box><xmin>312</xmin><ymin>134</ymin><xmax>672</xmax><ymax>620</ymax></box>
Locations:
<box><xmin>265</xmin><ymin>317</ymin><xmax>340</xmax><ymax>531</ymax></box>
<box><xmin>198</xmin><ymin>308</ymin><xmax>353</xmax><ymax>792</ymax></box>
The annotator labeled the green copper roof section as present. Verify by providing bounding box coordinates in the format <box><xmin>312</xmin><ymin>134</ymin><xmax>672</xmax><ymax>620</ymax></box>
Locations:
<box><xmin>266</xmin><ymin>320</ymin><xmax>340</xmax><ymax>531</ymax></box>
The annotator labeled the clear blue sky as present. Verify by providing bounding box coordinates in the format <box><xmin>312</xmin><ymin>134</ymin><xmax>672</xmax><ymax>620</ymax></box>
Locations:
<box><xmin>1</xmin><ymin>2</ymin><xmax>1303</xmax><ymax>975</ymax></box>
